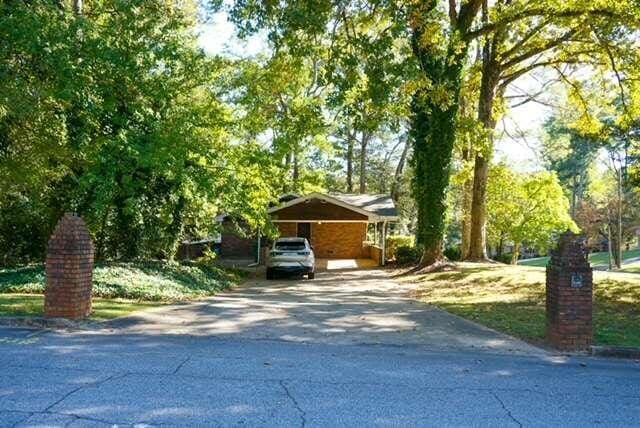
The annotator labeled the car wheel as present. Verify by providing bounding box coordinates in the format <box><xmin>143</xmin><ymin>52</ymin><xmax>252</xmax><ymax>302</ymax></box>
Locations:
<box><xmin>308</xmin><ymin>272</ymin><xmax>315</xmax><ymax>279</ymax></box>
<box><xmin>266</xmin><ymin>268</ymin><xmax>274</xmax><ymax>280</ymax></box>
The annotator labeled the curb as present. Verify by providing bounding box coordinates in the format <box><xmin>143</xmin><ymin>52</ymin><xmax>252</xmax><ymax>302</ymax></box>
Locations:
<box><xmin>591</xmin><ymin>345</ymin><xmax>640</xmax><ymax>360</ymax></box>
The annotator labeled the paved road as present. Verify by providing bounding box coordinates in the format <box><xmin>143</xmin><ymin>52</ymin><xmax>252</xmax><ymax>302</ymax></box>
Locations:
<box><xmin>1</xmin><ymin>268</ymin><xmax>639</xmax><ymax>427</ymax></box>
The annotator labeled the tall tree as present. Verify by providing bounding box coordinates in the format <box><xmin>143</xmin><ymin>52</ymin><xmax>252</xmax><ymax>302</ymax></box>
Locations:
<box><xmin>543</xmin><ymin>116</ymin><xmax>600</xmax><ymax>218</ymax></box>
<box><xmin>465</xmin><ymin>1</ymin><xmax>640</xmax><ymax>260</ymax></box>
<box><xmin>0</xmin><ymin>0</ymin><xmax>278</xmax><ymax>263</ymax></box>
<box><xmin>487</xmin><ymin>165</ymin><xmax>576</xmax><ymax>264</ymax></box>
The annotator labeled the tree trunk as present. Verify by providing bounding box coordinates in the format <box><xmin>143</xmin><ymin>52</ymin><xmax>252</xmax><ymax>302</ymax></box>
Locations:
<box><xmin>607</xmin><ymin>222</ymin><xmax>614</xmax><ymax>270</ymax></box>
<box><xmin>570</xmin><ymin>176</ymin><xmax>577</xmax><ymax>219</ymax></box>
<box><xmin>511</xmin><ymin>243</ymin><xmax>520</xmax><ymax>265</ymax></box>
<box><xmin>467</xmin><ymin>32</ymin><xmax>499</xmax><ymax>261</ymax></box>
<box><xmin>346</xmin><ymin>132</ymin><xmax>354</xmax><ymax>193</ymax></box>
<box><xmin>292</xmin><ymin>150</ymin><xmax>299</xmax><ymax>190</ymax></box>
<box><xmin>283</xmin><ymin>151</ymin><xmax>292</xmax><ymax>193</ymax></box>
<box><xmin>616</xmin><ymin>166</ymin><xmax>623</xmax><ymax>269</ymax></box>
<box><xmin>73</xmin><ymin>0</ymin><xmax>83</xmax><ymax>14</ymax></box>
<box><xmin>359</xmin><ymin>132</ymin><xmax>369</xmax><ymax>193</ymax></box>
<box><xmin>166</xmin><ymin>194</ymin><xmax>186</xmax><ymax>261</ymax></box>
<box><xmin>391</xmin><ymin>136</ymin><xmax>409</xmax><ymax>201</ymax></box>
<box><xmin>410</xmin><ymin>0</ymin><xmax>481</xmax><ymax>267</ymax></box>
<box><xmin>461</xmin><ymin>147</ymin><xmax>473</xmax><ymax>259</ymax></box>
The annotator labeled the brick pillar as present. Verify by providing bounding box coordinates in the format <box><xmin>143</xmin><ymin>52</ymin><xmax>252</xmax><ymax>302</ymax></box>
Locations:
<box><xmin>546</xmin><ymin>231</ymin><xmax>593</xmax><ymax>351</ymax></box>
<box><xmin>45</xmin><ymin>213</ymin><xmax>94</xmax><ymax>319</ymax></box>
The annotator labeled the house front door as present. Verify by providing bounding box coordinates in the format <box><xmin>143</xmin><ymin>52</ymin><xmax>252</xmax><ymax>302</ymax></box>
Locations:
<box><xmin>297</xmin><ymin>222</ymin><xmax>311</xmax><ymax>242</ymax></box>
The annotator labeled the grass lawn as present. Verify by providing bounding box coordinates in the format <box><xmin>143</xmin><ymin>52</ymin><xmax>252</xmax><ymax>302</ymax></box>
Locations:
<box><xmin>402</xmin><ymin>263</ymin><xmax>640</xmax><ymax>348</ymax></box>
<box><xmin>518</xmin><ymin>248</ymin><xmax>640</xmax><ymax>268</ymax></box>
<box><xmin>0</xmin><ymin>261</ymin><xmax>244</xmax><ymax>320</ymax></box>
<box><xmin>0</xmin><ymin>294</ymin><xmax>163</xmax><ymax>320</ymax></box>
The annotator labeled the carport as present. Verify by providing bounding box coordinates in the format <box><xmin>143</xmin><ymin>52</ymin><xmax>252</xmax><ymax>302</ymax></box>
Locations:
<box><xmin>269</xmin><ymin>193</ymin><xmax>398</xmax><ymax>266</ymax></box>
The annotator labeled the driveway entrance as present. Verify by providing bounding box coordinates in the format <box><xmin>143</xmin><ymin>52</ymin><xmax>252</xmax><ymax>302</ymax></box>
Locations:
<box><xmin>110</xmin><ymin>267</ymin><xmax>542</xmax><ymax>354</ymax></box>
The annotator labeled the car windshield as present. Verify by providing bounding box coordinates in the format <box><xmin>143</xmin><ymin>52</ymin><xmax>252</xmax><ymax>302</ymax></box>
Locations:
<box><xmin>275</xmin><ymin>241</ymin><xmax>306</xmax><ymax>252</ymax></box>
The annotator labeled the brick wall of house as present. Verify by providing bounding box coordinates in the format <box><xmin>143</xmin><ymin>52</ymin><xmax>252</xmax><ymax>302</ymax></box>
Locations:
<box><xmin>312</xmin><ymin>222</ymin><xmax>367</xmax><ymax>258</ymax></box>
<box><xmin>276</xmin><ymin>222</ymin><xmax>366</xmax><ymax>258</ymax></box>
<box><xmin>277</xmin><ymin>223</ymin><xmax>297</xmax><ymax>237</ymax></box>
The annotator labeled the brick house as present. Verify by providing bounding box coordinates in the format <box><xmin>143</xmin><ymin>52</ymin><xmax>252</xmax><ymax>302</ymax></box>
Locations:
<box><xmin>219</xmin><ymin>193</ymin><xmax>398</xmax><ymax>265</ymax></box>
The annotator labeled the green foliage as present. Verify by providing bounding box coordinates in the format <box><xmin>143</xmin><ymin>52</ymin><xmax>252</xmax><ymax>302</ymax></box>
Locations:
<box><xmin>385</xmin><ymin>235</ymin><xmax>414</xmax><ymax>261</ymax></box>
<box><xmin>495</xmin><ymin>253</ymin><xmax>515</xmax><ymax>265</ymax></box>
<box><xmin>487</xmin><ymin>164</ymin><xmax>577</xmax><ymax>257</ymax></box>
<box><xmin>543</xmin><ymin>116</ymin><xmax>601</xmax><ymax>214</ymax></box>
<box><xmin>443</xmin><ymin>246</ymin><xmax>462</xmax><ymax>261</ymax></box>
<box><xmin>395</xmin><ymin>245</ymin><xmax>423</xmax><ymax>266</ymax></box>
<box><xmin>0</xmin><ymin>0</ymin><xmax>278</xmax><ymax>264</ymax></box>
<box><xmin>0</xmin><ymin>261</ymin><xmax>243</xmax><ymax>301</ymax></box>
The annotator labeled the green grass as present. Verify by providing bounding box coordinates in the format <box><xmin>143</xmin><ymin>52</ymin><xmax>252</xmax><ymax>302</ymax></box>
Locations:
<box><xmin>0</xmin><ymin>261</ymin><xmax>245</xmax><ymax>320</ymax></box>
<box><xmin>402</xmin><ymin>263</ymin><xmax>640</xmax><ymax>348</ymax></box>
<box><xmin>518</xmin><ymin>248</ymin><xmax>640</xmax><ymax>268</ymax></box>
<box><xmin>0</xmin><ymin>294</ymin><xmax>163</xmax><ymax>320</ymax></box>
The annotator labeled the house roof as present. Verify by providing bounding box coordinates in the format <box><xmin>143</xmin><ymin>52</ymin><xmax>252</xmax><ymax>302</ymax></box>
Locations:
<box><xmin>328</xmin><ymin>193</ymin><xmax>398</xmax><ymax>219</ymax></box>
<box><xmin>268</xmin><ymin>192</ymin><xmax>398</xmax><ymax>221</ymax></box>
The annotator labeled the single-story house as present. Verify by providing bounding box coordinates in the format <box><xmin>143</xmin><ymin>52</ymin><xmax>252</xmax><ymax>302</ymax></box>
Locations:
<box><xmin>218</xmin><ymin>192</ymin><xmax>399</xmax><ymax>265</ymax></box>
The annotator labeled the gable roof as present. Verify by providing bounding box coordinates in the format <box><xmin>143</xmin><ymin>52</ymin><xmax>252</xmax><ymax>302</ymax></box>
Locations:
<box><xmin>329</xmin><ymin>193</ymin><xmax>398</xmax><ymax>219</ymax></box>
<box><xmin>268</xmin><ymin>192</ymin><xmax>398</xmax><ymax>221</ymax></box>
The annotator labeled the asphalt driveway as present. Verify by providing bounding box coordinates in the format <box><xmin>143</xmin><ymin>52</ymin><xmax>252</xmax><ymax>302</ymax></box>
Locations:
<box><xmin>108</xmin><ymin>266</ymin><xmax>542</xmax><ymax>355</ymax></box>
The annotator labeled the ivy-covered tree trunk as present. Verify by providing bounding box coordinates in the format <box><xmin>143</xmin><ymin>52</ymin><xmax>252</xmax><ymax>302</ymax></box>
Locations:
<box><xmin>412</xmin><ymin>80</ymin><xmax>463</xmax><ymax>264</ymax></box>
<box><xmin>410</xmin><ymin>0</ymin><xmax>482</xmax><ymax>266</ymax></box>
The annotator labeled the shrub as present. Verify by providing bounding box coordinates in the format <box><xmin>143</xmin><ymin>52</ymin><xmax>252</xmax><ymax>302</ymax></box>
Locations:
<box><xmin>396</xmin><ymin>245</ymin><xmax>422</xmax><ymax>265</ymax></box>
<box><xmin>444</xmin><ymin>246</ymin><xmax>461</xmax><ymax>261</ymax></box>
<box><xmin>494</xmin><ymin>253</ymin><xmax>514</xmax><ymax>264</ymax></box>
<box><xmin>386</xmin><ymin>235</ymin><xmax>414</xmax><ymax>261</ymax></box>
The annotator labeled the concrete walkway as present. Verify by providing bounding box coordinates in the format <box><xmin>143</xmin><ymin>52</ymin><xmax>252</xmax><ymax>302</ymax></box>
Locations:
<box><xmin>107</xmin><ymin>267</ymin><xmax>542</xmax><ymax>355</ymax></box>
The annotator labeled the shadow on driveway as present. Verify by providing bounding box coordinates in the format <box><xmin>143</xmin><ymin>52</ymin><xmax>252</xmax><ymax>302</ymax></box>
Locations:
<box><xmin>100</xmin><ymin>267</ymin><xmax>544</xmax><ymax>355</ymax></box>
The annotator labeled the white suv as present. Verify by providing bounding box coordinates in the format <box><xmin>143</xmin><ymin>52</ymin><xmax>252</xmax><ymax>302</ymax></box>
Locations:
<box><xmin>266</xmin><ymin>237</ymin><xmax>315</xmax><ymax>280</ymax></box>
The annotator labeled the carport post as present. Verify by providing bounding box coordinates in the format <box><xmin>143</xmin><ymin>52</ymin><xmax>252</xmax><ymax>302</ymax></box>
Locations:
<box><xmin>381</xmin><ymin>221</ymin><xmax>386</xmax><ymax>266</ymax></box>
<box><xmin>256</xmin><ymin>230</ymin><xmax>261</xmax><ymax>264</ymax></box>
<box><xmin>373</xmin><ymin>222</ymin><xmax>377</xmax><ymax>244</ymax></box>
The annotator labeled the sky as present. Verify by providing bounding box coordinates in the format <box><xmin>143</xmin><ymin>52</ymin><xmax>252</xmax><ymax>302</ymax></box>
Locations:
<box><xmin>197</xmin><ymin>10</ymin><xmax>549</xmax><ymax>172</ymax></box>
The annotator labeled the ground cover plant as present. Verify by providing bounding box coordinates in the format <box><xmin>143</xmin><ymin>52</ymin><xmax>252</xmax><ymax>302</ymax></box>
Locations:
<box><xmin>0</xmin><ymin>261</ymin><xmax>244</xmax><ymax>319</ymax></box>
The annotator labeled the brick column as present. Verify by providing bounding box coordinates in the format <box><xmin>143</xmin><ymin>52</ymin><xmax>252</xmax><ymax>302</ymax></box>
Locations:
<box><xmin>45</xmin><ymin>214</ymin><xmax>94</xmax><ymax>319</ymax></box>
<box><xmin>546</xmin><ymin>231</ymin><xmax>593</xmax><ymax>351</ymax></box>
